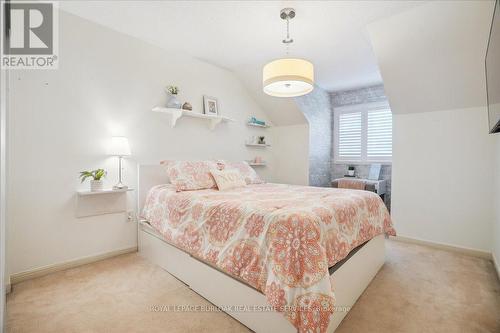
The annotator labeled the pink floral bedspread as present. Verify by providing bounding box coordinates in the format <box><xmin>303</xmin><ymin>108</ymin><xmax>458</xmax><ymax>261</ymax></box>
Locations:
<box><xmin>142</xmin><ymin>183</ymin><xmax>395</xmax><ymax>332</ymax></box>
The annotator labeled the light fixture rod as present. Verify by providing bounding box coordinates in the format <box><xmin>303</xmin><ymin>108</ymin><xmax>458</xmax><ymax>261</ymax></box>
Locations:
<box><xmin>281</xmin><ymin>8</ymin><xmax>295</xmax><ymax>45</ymax></box>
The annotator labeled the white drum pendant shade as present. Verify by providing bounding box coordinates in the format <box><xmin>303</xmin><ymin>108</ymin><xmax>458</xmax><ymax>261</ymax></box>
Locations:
<box><xmin>263</xmin><ymin>58</ymin><xmax>314</xmax><ymax>97</ymax></box>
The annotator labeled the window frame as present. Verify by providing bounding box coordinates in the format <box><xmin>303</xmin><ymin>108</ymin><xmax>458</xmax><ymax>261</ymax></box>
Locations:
<box><xmin>333</xmin><ymin>101</ymin><xmax>392</xmax><ymax>164</ymax></box>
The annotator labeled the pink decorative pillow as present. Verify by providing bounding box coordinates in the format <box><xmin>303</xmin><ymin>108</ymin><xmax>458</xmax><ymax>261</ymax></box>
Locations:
<box><xmin>164</xmin><ymin>160</ymin><xmax>220</xmax><ymax>191</ymax></box>
<box><xmin>211</xmin><ymin>169</ymin><xmax>247</xmax><ymax>190</ymax></box>
<box><xmin>219</xmin><ymin>161</ymin><xmax>264</xmax><ymax>185</ymax></box>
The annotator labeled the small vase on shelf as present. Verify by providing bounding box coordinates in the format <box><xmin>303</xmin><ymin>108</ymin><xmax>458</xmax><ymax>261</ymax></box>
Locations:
<box><xmin>167</xmin><ymin>94</ymin><xmax>181</xmax><ymax>109</ymax></box>
<box><xmin>165</xmin><ymin>85</ymin><xmax>181</xmax><ymax>109</ymax></box>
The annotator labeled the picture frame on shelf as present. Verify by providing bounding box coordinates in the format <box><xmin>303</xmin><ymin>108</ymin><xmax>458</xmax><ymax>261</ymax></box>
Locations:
<box><xmin>203</xmin><ymin>95</ymin><xmax>219</xmax><ymax>116</ymax></box>
<box><xmin>368</xmin><ymin>163</ymin><xmax>382</xmax><ymax>180</ymax></box>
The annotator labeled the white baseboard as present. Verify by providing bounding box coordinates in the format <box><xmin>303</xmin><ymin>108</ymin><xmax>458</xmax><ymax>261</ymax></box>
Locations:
<box><xmin>9</xmin><ymin>246</ymin><xmax>137</xmax><ymax>286</ymax></box>
<box><xmin>390</xmin><ymin>235</ymin><xmax>492</xmax><ymax>260</ymax></box>
<box><xmin>493</xmin><ymin>252</ymin><xmax>500</xmax><ymax>281</ymax></box>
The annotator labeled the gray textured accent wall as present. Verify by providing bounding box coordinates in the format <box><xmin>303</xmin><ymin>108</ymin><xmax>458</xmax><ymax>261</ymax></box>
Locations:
<box><xmin>331</xmin><ymin>84</ymin><xmax>387</xmax><ymax>106</ymax></box>
<box><xmin>295</xmin><ymin>86</ymin><xmax>332</xmax><ymax>187</ymax></box>
<box><xmin>330</xmin><ymin>84</ymin><xmax>392</xmax><ymax>209</ymax></box>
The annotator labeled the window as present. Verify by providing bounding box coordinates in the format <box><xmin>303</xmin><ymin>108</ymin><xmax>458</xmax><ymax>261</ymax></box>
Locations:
<box><xmin>338</xmin><ymin>111</ymin><xmax>362</xmax><ymax>160</ymax></box>
<box><xmin>334</xmin><ymin>102</ymin><xmax>392</xmax><ymax>163</ymax></box>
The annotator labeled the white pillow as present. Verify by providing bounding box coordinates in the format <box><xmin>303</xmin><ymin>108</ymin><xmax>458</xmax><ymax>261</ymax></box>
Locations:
<box><xmin>210</xmin><ymin>169</ymin><xmax>247</xmax><ymax>191</ymax></box>
<box><xmin>218</xmin><ymin>160</ymin><xmax>264</xmax><ymax>184</ymax></box>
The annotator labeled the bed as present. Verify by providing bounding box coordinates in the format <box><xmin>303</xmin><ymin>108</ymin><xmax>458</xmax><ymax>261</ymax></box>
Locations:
<box><xmin>138</xmin><ymin>164</ymin><xmax>395</xmax><ymax>333</ymax></box>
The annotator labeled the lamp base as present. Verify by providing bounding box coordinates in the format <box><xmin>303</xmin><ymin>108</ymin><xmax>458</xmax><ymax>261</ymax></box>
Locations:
<box><xmin>113</xmin><ymin>183</ymin><xmax>128</xmax><ymax>190</ymax></box>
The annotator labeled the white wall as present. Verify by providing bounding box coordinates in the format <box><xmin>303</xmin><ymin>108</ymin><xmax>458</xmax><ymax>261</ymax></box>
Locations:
<box><xmin>270</xmin><ymin>124</ymin><xmax>309</xmax><ymax>186</ymax></box>
<box><xmin>6</xmin><ymin>11</ymin><xmax>288</xmax><ymax>276</ymax></box>
<box><xmin>494</xmin><ymin>135</ymin><xmax>500</xmax><ymax>273</ymax></box>
<box><xmin>368</xmin><ymin>1</ymin><xmax>493</xmax><ymax>115</ymax></box>
<box><xmin>0</xmin><ymin>53</ymin><xmax>8</xmax><ymax>332</ymax></box>
<box><xmin>391</xmin><ymin>107</ymin><xmax>495</xmax><ymax>252</ymax></box>
<box><xmin>368</xmin><ymin>0</ymin><xmax>498</xmax><ymax>255</ymax></box>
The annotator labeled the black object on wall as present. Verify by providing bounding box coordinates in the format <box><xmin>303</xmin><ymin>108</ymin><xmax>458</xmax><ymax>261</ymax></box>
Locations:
<box><xmin>3</xmin><ymin>0</ymin><xmax>10</xmax><ymax>39</ymax></box>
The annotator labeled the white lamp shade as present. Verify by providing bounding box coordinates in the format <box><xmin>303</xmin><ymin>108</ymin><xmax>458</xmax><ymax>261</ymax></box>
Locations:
<box><xmin>263</xmin><ymin>58</ymin><xmax>314</xmax><ymax>97</ymax></box>
<box><xmin>108</xmin><ymin>137</ymin><xmax>131</xmax><ymax>156</ymax></box>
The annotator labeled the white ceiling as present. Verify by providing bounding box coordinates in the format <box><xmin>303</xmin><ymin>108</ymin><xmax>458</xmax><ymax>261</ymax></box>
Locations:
<box><xmin>60</xmin><ymin>1</ymin><xmax>422</xmax><ymax>91</ymax></box>
<box><xmin>60</xmin><ymin>0</ymin><xmax>424</xmax><ymax>125</ymax></box>
<box><xmin>368</xmin><ymin>0</ymin><xmax>494</xmax><ymax>114</ymax></box>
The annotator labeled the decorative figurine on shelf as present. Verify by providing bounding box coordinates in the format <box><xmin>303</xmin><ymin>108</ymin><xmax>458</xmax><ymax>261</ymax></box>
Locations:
<box><xmin>79</xmin><ymin>169</ymin><xmax>106</xmax><ymax>192</ymax></box>
<box><xmin>258</xmin><ymin>136</ymin><xmax>266</xmax><ymax>144</ymax></box>
<box><xmin>248</xmin><ymin>116</ymin><xmax>266</xmax><ymax>126</ymax></box>
<box><xmin>182</xmin><ymin>102</ymin><xmax>192</xmax><ymax>111</ymax></box>
<box><xmin>165</xmin><ymin>85</ymin><xmax>181</xmax><ymax>109</ymax></box>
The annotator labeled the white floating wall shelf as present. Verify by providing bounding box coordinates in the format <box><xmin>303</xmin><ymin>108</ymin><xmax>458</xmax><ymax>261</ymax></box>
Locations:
<box><xmin>245</xmin><ymin>143</ymin><xmax>271</xmax><ymax>148</ymax></box>
<box><xmin>248</xmin><ymin>162</ymin><xmax>267</xmax><ymax>167</ymax></box>
<box><xmin>152</xmin><ymin>107</ymin><xmax>235</xmax><ymax>130</ymax></box>
<box><xmin>246</xmin><ymin>122</ymin><xmax>270</xmax><ymax>128</ymax></box>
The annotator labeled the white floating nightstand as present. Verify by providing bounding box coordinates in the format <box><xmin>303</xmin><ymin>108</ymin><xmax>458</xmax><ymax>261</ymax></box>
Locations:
<box><xmin>76</xmin><ymin>188</ymin><xmax>134</xmax><ymax>218</ymax></box>
<box><xmin>152</xmin><ymin>107</ymin><xmax>235</xmax><ymax>130</ymax></box>
<box><xmin>77</xmin><ymin>188</ymin><xmax>134</xmax><ymax>196</ymax></box>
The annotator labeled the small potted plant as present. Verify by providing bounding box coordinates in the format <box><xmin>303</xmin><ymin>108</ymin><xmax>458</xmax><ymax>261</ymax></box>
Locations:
<box><xmin>79</xmin><ymin>169</ymin><xmax>107</xmax><ymax>192</ymax></box>
<box><xmin>347</xmin><ymin>165</ymin><xmax>355</xmax><ymax>177</ymax></box>
<box><xmin>165</xmin><ymin>85</ymin><xmax>181</xmax><ymax>109</ymax></box>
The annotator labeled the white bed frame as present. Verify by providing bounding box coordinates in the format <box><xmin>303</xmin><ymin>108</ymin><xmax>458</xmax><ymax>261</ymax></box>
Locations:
<box><xmin>137</xmin><ymin>165</ymin><xmax>386</xmax><ymax>332</ymax></box>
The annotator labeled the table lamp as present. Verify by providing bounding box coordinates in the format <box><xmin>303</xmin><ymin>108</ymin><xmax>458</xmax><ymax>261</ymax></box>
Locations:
<box><xmin>108</xmin><ymin>136</ymin><xmax>131</xmax><ymax>190</ymax></box>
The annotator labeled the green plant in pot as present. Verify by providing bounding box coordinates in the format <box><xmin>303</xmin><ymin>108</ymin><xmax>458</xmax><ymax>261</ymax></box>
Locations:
<box><xmin>79</xmin><ymin>169</ymin><xmax>107</xmax><ymax>192</ymax></box>
<box><xmin>347</xmin><ymin>165</ymin><xmax>355</xmax><ymax>177</ymax></box>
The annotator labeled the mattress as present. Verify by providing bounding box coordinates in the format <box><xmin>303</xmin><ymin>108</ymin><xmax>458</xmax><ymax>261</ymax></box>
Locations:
<box><xmin>142</xmin><ymin>183</ymin><xmax>395</xmax><ymax>333</ymax></box>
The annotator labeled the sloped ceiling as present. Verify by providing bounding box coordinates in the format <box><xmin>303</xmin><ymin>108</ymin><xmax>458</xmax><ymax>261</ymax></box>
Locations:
<box><xmin>368</xmin><ymin>0</ymin><xmax>495</xmax><ymax>115</ymax></box>
<box><xmin>60</xmin><ymin>0</ymin><xmax>423</xmax><ymax>125</ymax></box>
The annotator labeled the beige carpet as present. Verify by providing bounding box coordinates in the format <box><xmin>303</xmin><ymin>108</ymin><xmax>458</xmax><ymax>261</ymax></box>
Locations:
<box><xmin>7</xmin><ymin>240</ymin><xmax>500</xmax><ymax>333</ymax></box>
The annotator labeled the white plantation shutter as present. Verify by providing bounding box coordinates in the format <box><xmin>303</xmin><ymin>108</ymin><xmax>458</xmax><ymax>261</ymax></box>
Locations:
<box><xmin>338</xmin><ymin>112</ymin><xmax>362</xmax><ymax>160</ymax></box>
<box><xmin>367</xmin><ymin>108</ymin><xmax>392</xmax><ymax>160</ymax></box>
<box><xmin>334</xmin><ymin>102</ymin><xmax>392</xmax><ymax>162</ymax></box>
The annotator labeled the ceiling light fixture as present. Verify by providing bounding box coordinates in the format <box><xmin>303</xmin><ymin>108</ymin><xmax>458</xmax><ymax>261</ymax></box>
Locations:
<box><xmin>262</xmin><ymin>8</ymin><xmax>314</xmax><ymax>98</ymax></box>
